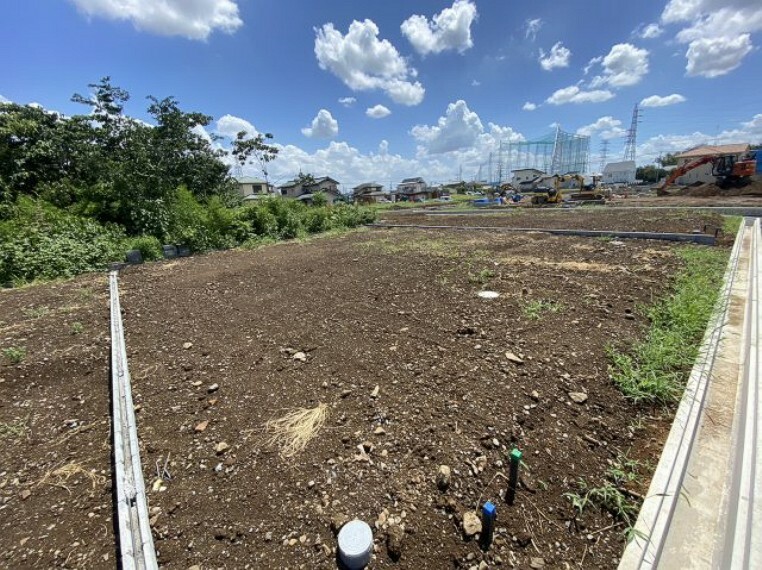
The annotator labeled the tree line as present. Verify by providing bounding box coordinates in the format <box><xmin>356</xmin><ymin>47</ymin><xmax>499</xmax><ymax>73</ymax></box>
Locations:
<box><xmin>0</xmin><ymin>78</ymin><xmax>373</xmax><ymax>286</ymax></box>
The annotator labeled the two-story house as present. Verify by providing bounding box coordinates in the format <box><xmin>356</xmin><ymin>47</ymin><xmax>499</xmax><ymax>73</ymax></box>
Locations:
<box><xmin>278</xmin><ymin>176</ymin><xmax>342</xmax><ymax>204</ymax></box>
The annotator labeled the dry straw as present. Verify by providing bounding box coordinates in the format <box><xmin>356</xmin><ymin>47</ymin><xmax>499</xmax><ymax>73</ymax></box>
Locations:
<box><xmin>266</xmin><ymin>403</ymin><xmax>328</xmax><ymax>458</ymax></box>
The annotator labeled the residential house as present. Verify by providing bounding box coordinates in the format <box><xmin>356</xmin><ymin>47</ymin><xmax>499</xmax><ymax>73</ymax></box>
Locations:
<box><xmin>353</xmin><ymin>182</ymin><xmax>389</xmax><ymax>204</ymax></box>
<box><xmin>278</xmin><ymin>176</ymin><xmax>342</xmax><ymax>204</ymax></box>
<box><xmin>602</xmin><ymin>161</ymin><xmax>637</xmax><ymax>185</ymax></box>
<box><xmin>511</xmin><ymin>168</ymin><xmax>545</xmax><ymax>186</ymax></box>
<box><xmin>396</xmin><ymin>177</ymin><xmax>435</xmax><ymax>201</ymax></box>
<box><xmin>673</xmin><ymin>143</ymin><xmax>751</xmax><ymax>185</ymax></box>
<box><xmin>234</xmin><ymin>176</ymin><xmax>274</xmax><ymax>199</ymax></box>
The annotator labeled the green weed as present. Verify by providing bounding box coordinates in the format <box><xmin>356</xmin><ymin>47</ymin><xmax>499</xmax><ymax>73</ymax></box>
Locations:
<box><xmin>70</xmin><ymin>322</ymin><xmax>84</xmax><ymax>335</ymax></box>
<box><xmin>523</xmin><ymin>299</ymin><xmax>564</xmax><ymax>320</ymax></box>
<box><xmin>468</xmin><ymin>268</ymin><xmax>495</xmax><ymax>284</ymax></box>
<box><xmin>22</xmin><ymin>306</ymin><xmax>50</xmax><ymax>319</ymax></box>
<box><xmin>608</xmin><ymin>246</ymin><xmax>729</xmax><ymax>403</ymax></box>
<box><xmin>565</xmin><ymin>479</ymin><xmax>639</xmax><ymax>527</ymax></box>
<box><xmin>0</xmin><ymin>416</ymin><xmax>28</xmax><ymax>440</ymax></box>
<box><xmin>2</xmin><ymin>346</ymin><xmax>26</xmax><ymax>364</ymax></box>
<box><xmin>722</xmin><ymin>215</ymin><xmax>742</xmax><ymax>236</ymax></box>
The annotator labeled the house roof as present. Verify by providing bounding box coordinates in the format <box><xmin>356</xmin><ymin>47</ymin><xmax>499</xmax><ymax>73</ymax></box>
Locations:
<box><xmin>511</xmin><ymin>168</ymin><xmax>545</xmax><ymax>174</ymax></box>
<box><xmin>603</xmin><ymin>161</ymin><xmax>636</xmax><ymax>172</ymax></box>
<box><xmin>400</xmin><ymin>177</ymin><xmax>425</xmax><ymax>183</ymax></box>
<box><xmin>235</xmin><ymin>176</ymin><xmax>268</xmax><ymax>184</ymax></box>
<box><xmin>278</xmin><ymin>179</ymin><xmax>300</xmax><ymax>188</ymax></box>
<box><xmin>311</xmin><ymin>176</ymin><xmax>340</xmax><ymax>185</ymax></box>
<box><xmin>675</xmin><ymin>143</ymin><xmax>750</xmax><ymax>159</ymax></box>
<box><xmin>353</xmin><ymin>182</ymin><xmax>383</xmax><ymax>191</ymax></box>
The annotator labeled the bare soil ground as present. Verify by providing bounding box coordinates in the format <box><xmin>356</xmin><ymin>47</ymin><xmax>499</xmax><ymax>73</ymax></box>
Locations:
<box><xmin>606</xmin><ymin>194</ymin><xmax>762</xmax><ymax>208</ymax></box>
<box><xmin>380</xmin><ymin>208</ymin><xmax>728</xmax><ymax>236</ymax></box>
<box><xmin>0</xmin><ymin>223</ymin><xmax>702</xmax><ymax>569</ymax></box>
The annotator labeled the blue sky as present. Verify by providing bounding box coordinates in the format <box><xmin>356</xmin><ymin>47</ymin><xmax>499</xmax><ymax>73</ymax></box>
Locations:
<box><xmin>1</xmin><ymin>0</ymin><xmax>761</xmax><ymax>188</ymax></box>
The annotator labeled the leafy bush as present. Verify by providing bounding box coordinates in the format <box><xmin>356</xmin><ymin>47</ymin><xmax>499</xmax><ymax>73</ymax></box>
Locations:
<box><xmin>126</xmin><ymin>235</ymin><xmax>163</xmax><ymax>261</ymax></box>
<box><xmin>0</xmin><ymin>197</ymin><xmax>126</xmax><ymax>286</ymax></box>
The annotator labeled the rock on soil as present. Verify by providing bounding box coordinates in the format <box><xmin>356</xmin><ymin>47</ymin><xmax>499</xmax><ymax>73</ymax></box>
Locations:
<box><xmin>463</xmin><ymin>511</ymin><xmax>482</xmax><ymax>537</ymax></box>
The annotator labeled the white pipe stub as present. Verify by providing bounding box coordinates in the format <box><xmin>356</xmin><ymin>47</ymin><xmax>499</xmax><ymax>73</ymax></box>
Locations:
<box><xmin>477</xmin><ymin>290</ymin><xmax>500</xmax><ymax>299</ymax></box>
<box><xmin>338</xmin><ymin>519</ymin><xmax>373</xmax><ymax>569</ymax></box>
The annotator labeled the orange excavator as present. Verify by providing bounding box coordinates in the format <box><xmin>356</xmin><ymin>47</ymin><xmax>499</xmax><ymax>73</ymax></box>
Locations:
<box><xmin>657</xmin><ymin>153</ymin><xmax>757</xmax><ymax>196</ymax></box>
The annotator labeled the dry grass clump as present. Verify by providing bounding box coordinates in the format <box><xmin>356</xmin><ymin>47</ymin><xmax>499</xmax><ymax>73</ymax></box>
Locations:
<box><xmin>37</xmin><ymin>462</ymin><xmax>105</xmax><ymax>493</ymax></box>
<box><xmin>265</xmin><ymin>403</ymin><xmax>328</xmax><ymax>458</ymax></box>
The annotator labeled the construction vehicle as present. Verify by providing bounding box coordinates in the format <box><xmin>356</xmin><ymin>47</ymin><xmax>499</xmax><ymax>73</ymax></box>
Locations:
<box><xmin>532</xmin><ymin>174</ymin><xmax>603</xmax><ymax>206</ymax></box>
<box><xmin>657</xmin><ymin>153</ymin><xmax>757</xmax><ymax>196</ymax></box>
<box><xmin>568</xmin><ymin>174</ymin><xmax>607</xmax><ymax>202</ymax></box>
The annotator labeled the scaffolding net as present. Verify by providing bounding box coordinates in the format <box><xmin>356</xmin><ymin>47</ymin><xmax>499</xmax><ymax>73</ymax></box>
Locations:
<box><xmin>503</xmin><ymin>127</ymin><xmax>590</xmax><ymax>178</ymax></box>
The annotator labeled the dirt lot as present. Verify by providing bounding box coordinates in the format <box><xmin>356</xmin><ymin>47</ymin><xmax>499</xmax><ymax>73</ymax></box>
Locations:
<box><xmin>0</xmin><ymin>223</ymin><xmax>706</xmax><ymax>569</ymax></box>
<box><xmin>380</xmin><ymin>208</ymin><xmax>728</xmax><ymax>237</ymax></box>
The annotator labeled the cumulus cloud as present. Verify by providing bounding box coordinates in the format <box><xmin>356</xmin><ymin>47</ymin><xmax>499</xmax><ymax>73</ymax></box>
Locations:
<box><xmin>0</xmin><ymin>94</ymin><xmax>9</xmax><ymax>103</ymax></box>
<box><xmin>640</xmin><ymin>93</ymin><xmax>687</xmax><ymax>107</ymax></box>
<box><xmin>589</xmin><ymin>43</ymin><xmax>649</xmax><ymax>88</ymax></box>
<box><xmin>471</xmin><ymin>79</ymin><xmax>481</xmax><ymax>87</ymax></box>
<box><xmin>338</xmin><ymin>97</ymin><xmax>356</xmax><ymax>107</ymax></box>
<box><xmin>366</xmin><ymin>104</ymin><xmax>391</xmax><ymax>119</ymax></box>
<box><xmin>411</xmin><ymin>100</ymin><xmax>483</xmax><ymax>154</ymax></box>
<box><xmin>545</xmin><ymin>85</ymin><xmax>615</xmax><ymax>105</ymax></box>
<box><xmin>522</xmin><ymin>102</ymin><xmax>538</xmax><ymax>111</ymax></box>
<box><xmin>686</xmin><ymin>35</ymin><xmax>753</xmax><ymax>77</ymax></box>
<box><xmin>70</xmin><ymin>0</ymin><xmax>242</xmax><ymax>40</ymax></box>
<box><xmin>401</xmin><ymin>0</ymin><xmax>478</xmax><ymax>55</ymax></box>
<box><xmin>411</xmin><ymin>100</ymin><xmax>523</xmax><ymax>157</ymax></box>
<box><xmin>638</xmin><ymin>23</ymin><xmax>664</xmax><ymax>38</ymax></box>
<box><xmin>638</xmin><ymin>112</ymin><xmax>762</xmax><ymax>162</ymax></box>
<box><xmin>302</xmin><ymin>109</ymin><xmax>339</xmax><ymax>139</ymax></box>
<box><xmin>314</xmin><ymin>19</ymin><xmax>425</xmax><ymax>105</ymax></box>
<box><xmin>524</xmin><ymin>18</ymin><xmax>543</xmax><ymax>41</ymax></box>
<box><xmin>661</xmin><ymin>0</ymin><xmax>762</xmax><ymax>77</ymax></box>
<box><xmin>576</xmin><ymin>116</ymin><xmax>626</xmax><ymax>139</ymax></box>
<box><xmin>539</xmin><ymin>42</ymin><xmax>571</xmax><ymax>70</ymax></box>
<box><xmin>215</xmin><ymin>114</ymin><xmax>258</xmax><ymax>138</ymax></box>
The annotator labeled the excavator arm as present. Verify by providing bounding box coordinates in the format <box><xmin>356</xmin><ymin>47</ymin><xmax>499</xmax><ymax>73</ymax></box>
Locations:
<box><xmin>657</xmin><ymin>155</ymin><xmax>715</xmax><ymax>196</ymax></box>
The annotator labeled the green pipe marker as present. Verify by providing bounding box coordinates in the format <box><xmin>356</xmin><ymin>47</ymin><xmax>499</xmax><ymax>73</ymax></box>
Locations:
<box><xmin>506</xmin><ymin>448</ymin><xmax>522</xmax><ymax>505</ymax></box>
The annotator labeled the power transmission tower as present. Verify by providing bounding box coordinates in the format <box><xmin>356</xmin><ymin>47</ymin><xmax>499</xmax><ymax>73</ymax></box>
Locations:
<box><xmin>599</xmin><ymin>139</ymin><xmax>609</xmax><ymax>173</ymax></box>
<box><xmin>623</xmin><ymin>103</ymin><xmax>640</xmax><ymax>162</ymax></box>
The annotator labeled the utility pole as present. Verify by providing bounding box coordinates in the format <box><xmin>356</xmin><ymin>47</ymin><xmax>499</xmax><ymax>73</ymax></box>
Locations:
<box><xmin>599</xmin><ymin>139</ymin><xmax>609</xmax><ymax>173</ymax></box>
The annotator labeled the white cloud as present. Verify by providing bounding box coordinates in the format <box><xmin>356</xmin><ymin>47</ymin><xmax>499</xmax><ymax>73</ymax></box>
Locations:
<box><xmin>637</xmin><ymin>112</ymin><xmax>762</xmax><ymax>162</ymax></box>
<box><xmin>411</xmin><ymin>100</ymin><xmax>523</xmax><ymax>157</ymax></box>
<box><xmin>302</xmin><ymin>109</ymin><xmax>339</xmax><ymax>139</ymax></box>
<box><xmin>583</xmin><ymin>56</ymin><xmax>602</xmax><ymax>75</ymax></box>
<box><xmin>589</xmin><ymin>43</ymin><xmax>649</xmax><ymax>88</ymax></box>
<box><xmin>70</xmin><ymin>0</ymin><xmax>242</xmax><ymax>40</ymax></box>
<box><xmin>661</xmin><ymin>0</ymin><xmax>762</xmax><ymax>77</ymax></box>
<box><xmin>366</xmin><ymin>104</ymin><xmax>391</xmax><ymax>119</ymax></box>
<box><xmin>471</xmin><ymin>79</ymin><xmax>481</xmax><ymax>87</ymax></box>
<box><xmin>522</xmin><ymin>102</ymin><xmax>538</xmax><ymax>111</ymax></box>
<box><xmin>525</xmin><ymin>18</ymin><xmax>543</xmax><ymax>41</ymax></box>
<box><xmin>538</xmin><ymin>42</ymin><xmax>571</xmax><ymax>70</ymax></box>
<box><xmin>576</xmin><ymin>116</ymin><xmax>626</xmax><ymax>139</ymax></box>
<box><xmin>338</xmin><ymin>97</ymin><xmax>356</xmax><ymax>107</ymax></box>
<box><xmin>638</xmin><ymin>23</ymin><xmax>664</xmax><ymax>39</ymax></box>
<box><xmin>411</xmin><ymin>100</ymin><xmax>483</xmax><ymax>154</ymax></box>
<box><xmin>640</xmin><ymin>93</ymin><xmax>687</xmax><ymax>107</ymax></box>
<box><xmin>545</xmin><ymin>85</ymin><xmax>615</xmax><ymax>105</ymax></box>
<box><xmin>0</xmin><ymin>94</ymin><xmax>9</xmax><ymax>103</ymax></box>
<box><xmin>314</xmin><ymin>19</ymin><xmax>425</xmax><ymax>105</ymax></box>
<box><xmin>401</xmin><ymin>0</ymin><xmax>478</xmax><ymax>56</ymax></box>
<box><xmin>686</xmin><ymin>35</ymin><xmax>754</xmax><ymax>77</ymax></box>
<box><xmin>215</xmin><ymin>114</ymin><xmax>258</xmax><ymax>138</ymax></box>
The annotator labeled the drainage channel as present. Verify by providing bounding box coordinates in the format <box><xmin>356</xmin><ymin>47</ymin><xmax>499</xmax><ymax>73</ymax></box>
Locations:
<box><xmin>109</xmin><ymin>269</ymin><xmax>158</xmax><ymax>570</ymax></box>
<box><xmin>370</xmin><ymin>223</ymin><xmax>717</xmax><ymax>245</ymax></box>
<box><xmin>618</xmin><ymin>218</ymin><xmax>760</xmax><ymax>569</ymax></box>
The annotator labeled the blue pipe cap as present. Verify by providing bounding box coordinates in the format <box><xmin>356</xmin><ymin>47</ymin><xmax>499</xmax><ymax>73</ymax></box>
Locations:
<box><xmin>482</xmin><ymin>501</ymin><xmax>496</xmax><ymax>518</ymax></box>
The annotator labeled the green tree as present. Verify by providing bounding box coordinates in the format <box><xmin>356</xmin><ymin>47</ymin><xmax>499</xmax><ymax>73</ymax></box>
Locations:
<box><xmin>657</xmin><ymin>153</ymin><xmax>678</xmax><ymax>167</ymax></box>
<box><xmin>231</xmin><ymin>130</ymin><xmax>279</xmax><ymax>188</ymax></box>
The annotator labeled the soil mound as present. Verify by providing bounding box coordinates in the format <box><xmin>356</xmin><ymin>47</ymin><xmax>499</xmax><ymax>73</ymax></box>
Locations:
<box><xmin>679</xmin><ymin>178</ymin><xmax>762</xmax><ymax>197</ymax></box>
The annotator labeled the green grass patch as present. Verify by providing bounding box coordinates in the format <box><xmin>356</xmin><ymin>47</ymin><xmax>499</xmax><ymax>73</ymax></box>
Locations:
<box><xmin>722</xmin><ymin>215</ymin><xmax>742</xmax><ymax>237</ymax></box>
<box><xmin>523</xmin><ymin>299</ymin><xmax>564</xmax><ymax>320</ymax></box>
<box><xmin>2</xmin><ymin>346</ymin><xmax>26</xmax><ymax>364</ymax></box>
<box><xmin>608</xmin><ymin>246</ymin><xmax>729</xmax><ymax>404</ymax></box>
